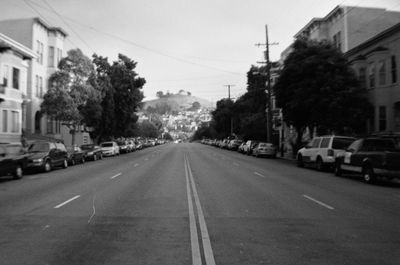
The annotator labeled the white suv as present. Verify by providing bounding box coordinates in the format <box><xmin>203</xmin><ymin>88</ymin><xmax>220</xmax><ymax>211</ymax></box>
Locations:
<box><xmin>297</xmin><ymin>135</ymin><xmax>355</xmax><ymax>171</ymax></box>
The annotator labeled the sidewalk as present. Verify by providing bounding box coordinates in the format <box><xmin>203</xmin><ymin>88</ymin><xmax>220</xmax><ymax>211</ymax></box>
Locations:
<box><xmin>276</xmin><ymin>151</ymin><xmax>296</xmax><ymax>161</ymax></box>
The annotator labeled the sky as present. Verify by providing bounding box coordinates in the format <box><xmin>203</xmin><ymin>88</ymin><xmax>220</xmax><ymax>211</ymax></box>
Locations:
<box><xmin>1</xmin><ymin>0</ymin><xmax>400</xmax><ymax>103</ymax></box>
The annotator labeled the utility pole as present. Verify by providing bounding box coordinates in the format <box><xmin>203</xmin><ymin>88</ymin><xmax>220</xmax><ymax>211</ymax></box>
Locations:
<box><xmin>224</xmin><ymin>84</ymin><xmax>235</xmax><ymax>137</ymax></box>
<box><xmin>255</xmin><ymin>24</ymin><xmax>278</xmax><ymax>143</ymax></box>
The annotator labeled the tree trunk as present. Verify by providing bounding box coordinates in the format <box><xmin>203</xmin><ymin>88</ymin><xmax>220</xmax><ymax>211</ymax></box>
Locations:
<box><xmin>71</xmin><ymin>124</ymin><xmax>76</xmax><ymax>147</ymax></box>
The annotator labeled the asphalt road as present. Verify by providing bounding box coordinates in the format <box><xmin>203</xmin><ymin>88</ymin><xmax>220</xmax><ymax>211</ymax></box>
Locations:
<box><xmin>0</xmin><ymin>142</ymin><xmax>399</xmax><ymax>265</ymax></box>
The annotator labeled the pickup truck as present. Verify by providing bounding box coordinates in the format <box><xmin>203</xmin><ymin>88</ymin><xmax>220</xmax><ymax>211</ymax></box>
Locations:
<box><xmin>334</xmin><ymin>137</ymin><xmax>400</xmax><ymax>183</ymax></box>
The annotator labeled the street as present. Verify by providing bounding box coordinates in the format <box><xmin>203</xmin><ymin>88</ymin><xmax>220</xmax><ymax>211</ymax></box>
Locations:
<box><xmin>0</xmin><ymin>142</ymin><xmax>399</xmax><ymax>265</ymax></box>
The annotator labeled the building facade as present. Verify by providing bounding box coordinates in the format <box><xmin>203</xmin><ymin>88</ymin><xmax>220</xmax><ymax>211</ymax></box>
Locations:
<box><xmin>0</xmin><ymin>17</ymin><xmax>91</xmax><ymax>146</ymax></box>
<box><xmin>346</xmin><ymin>23</ymin><xmax>400</xmax><ymax>133</ymax></box>
<box><xmin>294</xmin><ymin>5</ymin><xmax>400</xmax><ymax>53</ymax></box>
<box><xmin>0</xmin><ymin>33</ymin><xmax>36</xmax><ymax>143</ymax></box>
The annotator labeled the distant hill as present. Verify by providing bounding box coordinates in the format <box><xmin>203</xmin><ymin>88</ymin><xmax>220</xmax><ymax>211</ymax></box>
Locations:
<box><xmin>142</xmin><ymin>94</ymin><xmax>214</xmax><ymax>113</ymax></box>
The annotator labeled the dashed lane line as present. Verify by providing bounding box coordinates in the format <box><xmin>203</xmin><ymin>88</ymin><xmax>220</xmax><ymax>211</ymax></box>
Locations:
<box><xmin>303</xmin><ymin>195</ymin><xmax>335</xmax><ymax>210</ymax></box>
<box><xmin>54</xmin><ymin>195</ymin><xmax>81</xmax><ymax>209</ymax></box>
<box><xmin>110</xmin><ymin>173</ymin><xmax>122</xmax><ymax>179</ymax></box>
<box><xmin>254</xmin><ymin>172</ymin><xmax>266</xmax><ymax>178</ymax></box>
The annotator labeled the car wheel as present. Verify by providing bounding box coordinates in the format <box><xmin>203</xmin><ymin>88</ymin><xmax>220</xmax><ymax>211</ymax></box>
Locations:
<box><xmin>99</xmin><ymin>154</ymin><xmax>103</xmax><ymax>160</ymax></box>
<box><xmin>334</xmin><ymin>161</ymin><xmax>342</xmax><ymax>177</ymax></box>
<box><xmin>362</xmin><ymin>165</ymin><xmax>376</xmax><ymax>184</ymax></box>
<box><xmin>93</xmin><ymin>154</ymin><xmax>97</xmax><ymax>161</ymax></box>
<box><xmin>13</xmin><ymin>165</ymin><xmax>23</xmax><ymax>179</ymax></box>
<box><xmin>297</xmin><ymin>155</ymin><xmax>304</xmax><ymax>168</ymax></box>
<box><xmin>71</xmin><ymin>158</ymin><xmax>76</xmax><ymax>166</ymax></box>
<box><xmin>316</xmin><ymin>157</ymin><xmax>324</xmax><ymax>171</ymax></box>
<box><xmin>44</xmin><ymin>160</ymin><xmax>52</xmax><ymax>172</ymax></box>
<box><xmin>62</xmin><ymin>159</ymin><xmax>68</xmax><ymax>169</ymax></box>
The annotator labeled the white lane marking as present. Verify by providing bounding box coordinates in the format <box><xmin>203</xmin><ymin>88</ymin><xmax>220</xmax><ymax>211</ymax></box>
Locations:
<box><xmin>42</xmin><ymin>225</ymin><xmax>50</xmax><ymax>231</ymax></box>
<box><xmin>233</xmin><ymin>162</ymin><xmax>239</xmax><ymax>166</ymax></box>
<box><xmin>254</xmin><ymin>172</ymin><xmax>265</xmax><ymax>178</ymax></box>
<box><xmin>303</xmin><ymin>195</ymin><xmax>335</xmax><ymax>210</ymax></box>
<box><xmin>133</xmin><ymin>163</ymin><xmax>139</xmax><ymax>167</ymax></box>
<box><xmin>186</xmin><ymin>155</ymin><xmax>216</xmax><ymax>265</ymax></box>
<box><xmin>28</xmin><ymin>175</ymin><xmax>50</xmax><ymax>180</ymax></box>
<box><xmin>184</xmin><ymin>155</ymin><xmax>202</xmax><ymax>265</ymax></box>
<box><xmin>54</xmin><ymin>195</ymin><xmax>81</xmax><ymax>209</ymax></box>
<box><xmin>110</xmin><ymin>173</ymin><xmax>122</xmax><ymax>179</ymax></box>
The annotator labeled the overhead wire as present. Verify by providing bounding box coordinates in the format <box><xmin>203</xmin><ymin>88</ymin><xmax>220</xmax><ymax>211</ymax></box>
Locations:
<box><xmin>22</xmin><ymin>0</ymin><xmax>245</xmax><ymax>76</ymax></box>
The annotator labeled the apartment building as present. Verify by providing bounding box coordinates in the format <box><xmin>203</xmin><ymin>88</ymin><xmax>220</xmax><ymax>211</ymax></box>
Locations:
<box><xmin>294</xmin><ymin>5</ymin><xmax>400</xmax><ymax>53</ymax></box>
<box><xmin>346</xmin><ymin>23</ymin><xmax>400</xmax><ymax>133</ymax></box>
<box><xmin>0</xmin><ymin>17</ymin><xmax>66</xmax><ymax>137</ymax></box>
<box><xmin>0</xmin><ymin>33</ymin><xmax>36</xmax><ymax>143</ymax></box>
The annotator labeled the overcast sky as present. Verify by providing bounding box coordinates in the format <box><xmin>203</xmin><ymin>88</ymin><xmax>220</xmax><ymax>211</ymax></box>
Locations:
<box><xmin>1</xmin><ymin>0</ymin><xmax>400</xmax><ymax>103</ymax></box>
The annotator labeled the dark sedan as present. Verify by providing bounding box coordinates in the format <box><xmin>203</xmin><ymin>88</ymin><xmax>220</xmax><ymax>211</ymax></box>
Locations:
<box><xmin>80</xmin><ymin>144</ymin><xmax>103</xmax><ymax>161</ymax></box>
<box><xmin>0</xmin><ymin>143</ymin><xmax>28</xmax><ymax>179</ymax></box>
<box><xmin>66</xmin><ymin>146</ymin><xmax>86</xmax><ymax>166</ymax></box>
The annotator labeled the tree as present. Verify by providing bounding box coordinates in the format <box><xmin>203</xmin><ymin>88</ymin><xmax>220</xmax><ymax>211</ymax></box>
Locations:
<box><xmin>108</xmin><ymin>54</ymin><xmax>145</xmax><ymax>137</ymax></box>
<box><xmin>156</xmin><ymin>91</ymin><xmax>164</xmax><ymax>98</ymax></box>
<box><xmin>211</xmin><ymin>98</ymin><xmax>234</xmax><ymax>138</ymax></box>
<box><xmin>41</xmin><ymin>49</ymin><xmax>100</xmax><ymax>146</ymax></box>
<box><xmin>274</xmin><ymin>38</ymin><xmax>373</xmax><ymax>151</ymax></box>
<box><xmin>136</xmin><ymin>121</ymin><xmax>159</xmax><ymax>138</ymax></box>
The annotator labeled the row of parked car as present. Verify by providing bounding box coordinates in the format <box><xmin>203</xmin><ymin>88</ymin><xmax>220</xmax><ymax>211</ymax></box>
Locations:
<box><xmin>202</xmin><ymin>133</ymin><xmax>400</xmax><ymax>184</ymax></box>
<box><xmin>202</xmin><ymin>138</ymin><xmax>278</xmax><ymax>158</ymax></box>
<box><xmin>0</xmin><ymin>138</ymin><xmax>167</xmax><ymax>180</ymax></box>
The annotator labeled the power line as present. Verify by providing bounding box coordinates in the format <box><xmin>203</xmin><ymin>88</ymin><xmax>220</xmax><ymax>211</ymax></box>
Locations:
<box><xmin>41</xmin><ymin>0</ymin><xmax>94</xmax><ymax>53</ymax></box>
<box><xmin>22</xmin><ymin>0</ymin><xmax>244</xmax><ymax>76</ymax></box>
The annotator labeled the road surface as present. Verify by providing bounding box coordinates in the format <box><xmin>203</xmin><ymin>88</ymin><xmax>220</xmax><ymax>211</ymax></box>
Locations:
<box><xmin>0</xmin><ymin>142</ymin><xmax>399</xmax><ymax>264</ymax></box>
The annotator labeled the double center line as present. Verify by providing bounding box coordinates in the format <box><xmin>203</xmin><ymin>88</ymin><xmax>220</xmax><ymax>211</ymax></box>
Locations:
<box><xmin>184</xmin><ymin>154</ymin><xmax>216</xmax><ymax>265</ymax></box>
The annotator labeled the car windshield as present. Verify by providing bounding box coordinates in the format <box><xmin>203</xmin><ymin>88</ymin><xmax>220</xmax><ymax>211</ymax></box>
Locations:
<box><xmin>101</xmin><ymin>143</ymin><xmax>113</xmax><ymax>147</ymax></box>
<box><xmin>28</xmin><ymin>143</ymin><xmax>49</xmax><ymax>152</ymax></box>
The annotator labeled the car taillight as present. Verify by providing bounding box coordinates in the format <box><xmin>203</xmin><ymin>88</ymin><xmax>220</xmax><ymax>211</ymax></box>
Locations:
<box><xmin>327</xmin><ymin>149</ymin><xmax>334</xmax><ymax>157</ymax></box>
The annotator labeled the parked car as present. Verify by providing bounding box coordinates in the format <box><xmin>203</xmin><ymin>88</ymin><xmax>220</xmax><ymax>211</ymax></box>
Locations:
<box><xmin>335</xmin><ymin>137</ymin><xmax>400</xmax><ymax>183</ymax></box>
<box><xmin>243</xmin><ymin>140</ymin><xmax>259</xmax><ymax>155</ymax></box>
<box><xmin>66</xmin><ymin>146</ymin><xmax>86</xmax><ymax>166</ymax></box>
<box><xmin>26</xmin><ymin>141</ymin><xmax>68</xmax><ymax>172</ymax></box>
<box><xmin>117</xmin><ymin>140</ymin><xmax>130</xmax><ymax>154</ymax></box>
<box><xmin>297</xmin><ymin>135</ymin><xmax>355</xmax><ymax>171</ymax></box>
<box><xmin>126</xmin><ymin>140</ymin><xmax>136</xmax><ymax>152</ymax></box>
<box><xmin>228</xmin><ymin>139</ymin><xmax>243</xmax><ymax>151</ymax></box>
<box><xmin>81</xmin><ymin>144</ymin><xmax>103</xmax><ymax>161</ymax></box>
<box><xmin>0</xmin><ymin>143</ymin><xmax>28</xmax><ymax>179</ymax></box>
<box><xmin>238</xmin><ymin>142</ymin><xmax>246</xmax><ymax>153</ymax></box>
<box><xmin>252</xmin><ymin>142</ymin><xmax>277</xmax><ymax>158</ymax></box>
<box><xmin>100</xmin><ymin>141</ymin><xmax>120</xmax><ymax>156</ymax></box>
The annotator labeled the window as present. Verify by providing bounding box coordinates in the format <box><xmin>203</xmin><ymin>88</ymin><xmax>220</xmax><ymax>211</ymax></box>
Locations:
<box><xmin>11</xmin><ymin>111</ymin><xmax>19</xmax><ymax>133</ymax></box>
<box><xmin>57</xmin><ymin>48</ymin><xmax>62</xmax><ymax>65</ymax></box>
<box><xmin>379</xmin><ymin>106</ymin><xmax>386</xmax><ymax>131</ymax></box>
<box><xmin>47</xmin><ymin>117</ymin><xmax>53</xmax><ymax>134</ymax></box>
<box><xmin>36</xmin><ymin>41</ymin><xmax>44</xmax><ymax>64</ymax></box>
<box><xmin>2</xmin><ymin>110</ymin><xmax>7</xmax><ymax>132</ymax></box>
<box><xmin>35</xmin><ymin>75</ymin><xmax>39</xmax><ymax>97</ymax></box>
<box><xmin>359</xmin><ymin>67</ymin><xmax>366</xmax><ymax>89</ymax></box>
<box><xmin>332</xmin><ymin>31</ymin><xmax>342</xmax><ymax>50</ymax></box>
<box><xmin>36</xmin><ymin>40</ymin><xmax>40</xmax><ymax>63</ymax></box>
<box><xmin>39</xmin><ymin>76</ymin><xmax>43</xmax><ymax>98</ymax></box>
<box><xmin>392</xmin><ymin>56</ymin><xmax>397</xmax><ymax>83</ymax></box>
<box><xmin>378</xmin><ymin>60</ymin><xmax>386</xmax><ymax>86</ymax></box>
<box><xmin>368</xmin><ymin>63</ymin><xmax>375</xmax><ymax>89</ymax></box>
<box><xmin>48</xmin><ymin>46</ymin><xmax>55</xmax><ymax>67</ymax></box>
<box><xmin>1</xmin><ymin>64</ymin><xmax>8</xmax><ymax>89</ymax></box>
<box><xmin>320</xmin><ymin>138</ymin><xmax>330</xmax><ymax>148</ymax></box>
<box><xmin>12</xmin><ymin>67</ymin><xmax>20</xmax><ymax>89</ymax></box>
<box><xmin>312</xmin><ymin>138</ymin><xmax>321</xmax><ymax>148</ymax></box>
